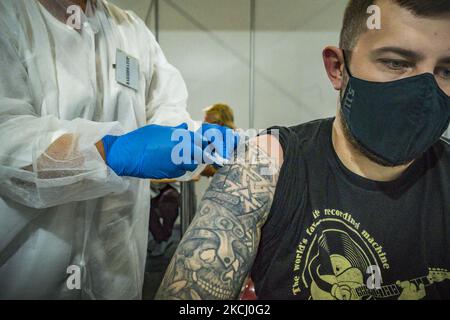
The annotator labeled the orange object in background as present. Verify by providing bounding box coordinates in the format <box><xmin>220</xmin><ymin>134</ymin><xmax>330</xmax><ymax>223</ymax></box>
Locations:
<box><xmin>239</xmin><ymin>278</ymin><xmax>257</xmax><ymax>300</ymax></box>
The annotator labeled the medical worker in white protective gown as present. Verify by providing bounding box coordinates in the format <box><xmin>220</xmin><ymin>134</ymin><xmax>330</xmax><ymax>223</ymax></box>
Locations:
<box><xmin>0</xmin><ymin>0</ymin><xmax>232</xmax><ymax>299</ymax></box>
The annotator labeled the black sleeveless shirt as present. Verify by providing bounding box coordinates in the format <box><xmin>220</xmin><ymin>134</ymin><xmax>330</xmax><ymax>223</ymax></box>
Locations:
<box><xmin>251</xmin><ymin>118</ymin><xmax>450</xmax><ymax>300</ymax></box>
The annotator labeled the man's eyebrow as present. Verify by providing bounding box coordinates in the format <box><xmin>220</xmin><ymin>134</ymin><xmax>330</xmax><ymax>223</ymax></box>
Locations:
<box><xmin>371</xmin><ymin>47</ymin><xmax>425</xmax><ymax>61</ymax></box>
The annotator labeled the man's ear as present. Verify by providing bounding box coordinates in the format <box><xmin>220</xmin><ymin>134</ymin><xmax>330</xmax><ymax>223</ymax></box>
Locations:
<box><xmin>323</xmin><ymin>46</ymin><xmax>345</xmax><ymax>91</ymax></box>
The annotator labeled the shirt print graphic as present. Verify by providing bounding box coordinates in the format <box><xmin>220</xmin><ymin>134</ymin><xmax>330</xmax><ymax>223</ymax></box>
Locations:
<box><xmin>290</xmin><ymin>208</ymin><xmax>450</xmax><ymax>300</ymax></box>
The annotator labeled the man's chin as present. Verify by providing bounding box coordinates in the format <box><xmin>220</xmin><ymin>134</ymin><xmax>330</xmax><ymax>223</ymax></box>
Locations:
<box><xmin>338</xmin><ymin>111</ymin><xmax>413</xmax><ymax>168</ymax></box>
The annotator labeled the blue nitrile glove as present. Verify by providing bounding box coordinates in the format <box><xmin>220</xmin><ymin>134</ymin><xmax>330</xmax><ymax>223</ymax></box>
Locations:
<box><xmin>102</xmin><ymin>123</ymin><xmax>203</xmax><ymax>179</ymax></box>
<box><xmin>199</xmin><ymin>123</ymin><xmax>240</xmax><ymax>167</ymax></box>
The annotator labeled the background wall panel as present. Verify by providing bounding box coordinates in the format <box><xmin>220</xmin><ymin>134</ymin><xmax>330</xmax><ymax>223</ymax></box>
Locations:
<box><xmin>110</xmin><ymin>0</ymin><xmax>349</xmax><ymax>129</ymax></box>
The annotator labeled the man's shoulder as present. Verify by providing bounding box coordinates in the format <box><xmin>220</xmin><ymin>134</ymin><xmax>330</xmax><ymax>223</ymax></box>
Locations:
<box><xmin>266</xmin><ymin>117</ymin><xmax>333</xmax><ymax>153</ymax></box>
<box><xmin>269</xmin><ymin>117</ymin><xmax>333</xmax><ymax>138</ymax></box>
<box><xmin>289</xmin><ymin>117</ymin><xmax>333</xmax><ymax>135</ymax></box>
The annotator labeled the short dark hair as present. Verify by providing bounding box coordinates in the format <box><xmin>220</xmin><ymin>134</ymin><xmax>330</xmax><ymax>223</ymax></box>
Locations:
<box><xmin>339</xmin><ymin>0</ymin><xmax>450</xmax><ymax>52</ymax></box>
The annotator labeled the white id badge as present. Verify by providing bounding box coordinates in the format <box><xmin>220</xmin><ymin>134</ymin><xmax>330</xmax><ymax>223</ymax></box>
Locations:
<box><xmin>115</xmin><ymin>49</ymin><xmax>140</xmax><ymax>91</ymax></box>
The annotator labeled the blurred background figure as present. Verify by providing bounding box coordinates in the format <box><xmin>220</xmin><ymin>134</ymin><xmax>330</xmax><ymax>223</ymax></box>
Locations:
<box><xmin>202</xmin><ymin>103</ymin><xmax>237</xmax><ymax>178</ymax></box>
<box><xmin>148</xmin><ymin>183</ymin><xmax>181</xmax><ymax>257</ymax></box>
<box><xmin>203</xmin><ymin>103</ymin><xmax>237</xmax><ymax>129</ymax></box>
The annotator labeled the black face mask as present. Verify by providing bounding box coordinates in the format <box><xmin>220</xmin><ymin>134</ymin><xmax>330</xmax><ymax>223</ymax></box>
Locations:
<box><xmin>340</xmin><ymin>53</ymin><xmax>450</xmax><ymax>166</ymax></box>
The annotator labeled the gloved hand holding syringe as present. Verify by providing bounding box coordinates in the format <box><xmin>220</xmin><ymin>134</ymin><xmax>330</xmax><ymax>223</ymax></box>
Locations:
<box><xmin>99</xmin><ymin>122</ymin><xmax>239</xmax><ymax>180</ymax></box>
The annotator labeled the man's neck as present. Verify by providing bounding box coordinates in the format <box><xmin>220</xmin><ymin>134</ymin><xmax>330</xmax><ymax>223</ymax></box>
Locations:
<box><xmin>332</xmin><ymin>112</ymin><xmax>413</xmax><ymax>182</ymax></box>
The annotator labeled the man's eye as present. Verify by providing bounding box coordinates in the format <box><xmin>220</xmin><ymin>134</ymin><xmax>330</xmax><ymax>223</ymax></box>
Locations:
<box><xmin>437</xmin><ymin>68</ymin><xmax>450</xmax><ymax>80</ymax></box>
<box><xmin>380</xmin><ymin>59</ymin><xmax>411</xmax><ymax>70</ymax></box>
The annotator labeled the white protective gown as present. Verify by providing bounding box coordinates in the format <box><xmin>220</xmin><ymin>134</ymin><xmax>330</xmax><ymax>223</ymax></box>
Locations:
<box><xmin>0</xmin><ymin>0</ymin><xmax>195</xmax><ymax>299</ymax></box>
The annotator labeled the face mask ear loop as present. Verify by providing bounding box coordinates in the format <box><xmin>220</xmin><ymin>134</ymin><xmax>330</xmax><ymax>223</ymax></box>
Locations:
<box><xmin>340</xmin><ymin>49</ymin><xmax>354</xmax><ymax>104</ymax></box>
<box><xmin>341</xmin><ymin>49</ymin><xmax>354</xmax><ymax>78</ymax></box>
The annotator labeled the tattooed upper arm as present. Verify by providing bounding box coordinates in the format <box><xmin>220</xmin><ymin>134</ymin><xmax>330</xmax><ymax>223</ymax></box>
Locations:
<box><xmin>156</xmin><ymin>134</ymin><xmax>283</xmax><ymax>300</ymax></box>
